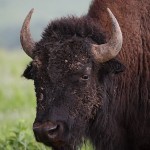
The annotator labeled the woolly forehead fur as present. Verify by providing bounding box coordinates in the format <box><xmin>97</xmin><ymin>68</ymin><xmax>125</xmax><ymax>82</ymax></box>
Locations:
<box><xmin>42</xmin><ymin>16</ymin><xmax>105</xmax><ymax>44</ymax></box>
<box><xmin>34</xmin><ymin>16</ymin><xmax>106</xmax><ymax>81</ymax></box>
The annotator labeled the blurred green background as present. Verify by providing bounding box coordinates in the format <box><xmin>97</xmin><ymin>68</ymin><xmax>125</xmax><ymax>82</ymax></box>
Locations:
<box><xmin>0</xmin><ymin>0</ymin><xmax>93</xmax><ymax>149</ymax></box>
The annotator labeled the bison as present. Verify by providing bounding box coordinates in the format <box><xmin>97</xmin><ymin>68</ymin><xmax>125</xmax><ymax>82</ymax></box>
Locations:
<box><xmin>21</xmin><ymin>0</ymin><xmax>150</xmax><ymax>150</ymax></box>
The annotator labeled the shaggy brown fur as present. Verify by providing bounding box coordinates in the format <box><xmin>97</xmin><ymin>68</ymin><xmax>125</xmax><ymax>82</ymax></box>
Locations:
<box><xmin>23</xmin><ymin>0</ymin><xmax>150</xmax><ymax>150</ymax></box>
<box><xmin>88</xmin><ymin>0</ymin><xmax>150</xmax><ymax>150</ymax></box>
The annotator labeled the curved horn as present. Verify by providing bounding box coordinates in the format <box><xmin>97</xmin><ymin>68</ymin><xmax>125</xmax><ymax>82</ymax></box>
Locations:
<box><xmin>91</xmin><ymin>8</ymin><xmax>123</xmax><ymax>63</ymax></box>
<box><xmin>20</xmin><ymin>9</ymin><xmax>35</xmax><ymax>58</ymax></box>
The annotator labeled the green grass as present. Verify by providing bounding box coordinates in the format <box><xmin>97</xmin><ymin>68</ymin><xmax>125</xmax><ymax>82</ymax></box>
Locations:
<box><xmin>0</xmin><ymin>50</ymin><xmax>34</xmax><ymax>127</ymax></box>
<box><xmin>0</xmin><ymin>50</ymin><xmax>93</xmax><ymax>150</ymax></box>
<box><xmin>0</xmin><ymin>50</ymin><xmax>49</xmax><ymax>150</ymax></box>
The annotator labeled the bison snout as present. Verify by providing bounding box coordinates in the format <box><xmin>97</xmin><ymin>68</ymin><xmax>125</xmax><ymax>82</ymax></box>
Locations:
<box><xmin>33</xmin><ymin>121</ymin><xmax>66</xmax><ymax>146</ymax></box>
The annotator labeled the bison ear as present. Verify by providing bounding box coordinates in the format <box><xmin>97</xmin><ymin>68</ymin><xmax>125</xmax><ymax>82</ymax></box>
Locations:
<box><xmin>22</xmin><ymin>63</ymin><xmax>34</xmax><ymax>80</ymax></box>
<box><xmin>100</xmin><ymin>59</ymin><xmax>125</xmax><ymax>75</ymax></box>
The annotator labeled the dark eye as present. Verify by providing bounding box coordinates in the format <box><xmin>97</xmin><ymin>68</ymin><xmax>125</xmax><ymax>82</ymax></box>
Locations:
<box><xmin>81</xmin><ymin>75</ymin><xmax>89</xmax><ymax>80</ymax></box>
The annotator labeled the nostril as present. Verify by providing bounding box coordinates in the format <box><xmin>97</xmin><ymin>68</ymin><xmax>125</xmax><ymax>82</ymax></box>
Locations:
<box><xmin>46</xmin><ymin>122</ymin><xmax>65</xmax><ymax>139</ymax></box>
<box><xmin>33</xmin><ymin>121</ymin><xmax>65</xmax><ymax>141</ymax></box>
<box><xmin>47</xmin><ymin>124</ymin><xmax>59</xmax><ymax>136</ymax></box>
<box><xmin>49</xmin><ymin>124</ymin><xmax>59</xmax><ymax>132</ymax></box>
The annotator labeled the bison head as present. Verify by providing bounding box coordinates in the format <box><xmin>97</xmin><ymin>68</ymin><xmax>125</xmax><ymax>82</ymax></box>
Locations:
<box><xmin>21</xmin><ymin>8</ymin><xmax>124</xmax><ymax>150</ymax></box>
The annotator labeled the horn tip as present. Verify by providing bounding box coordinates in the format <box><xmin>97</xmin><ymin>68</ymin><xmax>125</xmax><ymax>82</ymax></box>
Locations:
<box><xmin>107</xmin><ymin>8</ymin><xmax>110</xmax><ymax>11</ymax></box>
<box><xmin>30</xmin><ymin>8</ymin><xmax>34</xmax><ymax>14</ymax></box>
<box><xmin>107</xmin><ymin>8</ymin><xmax>112</xmax><ymax>15</ymax></box>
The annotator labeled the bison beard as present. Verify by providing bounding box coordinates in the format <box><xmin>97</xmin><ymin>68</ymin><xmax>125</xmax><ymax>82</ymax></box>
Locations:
<box><xmin>21</xmin><ymin>0</ymin><xmax>150</xmax><ymax>150</ymax></box>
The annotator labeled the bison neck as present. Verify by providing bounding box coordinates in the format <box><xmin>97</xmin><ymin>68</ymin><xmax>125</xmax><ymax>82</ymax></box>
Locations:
<box><xmin>89</xmin><ymin>2</ymin><xmax>150</xmax><ymax>148</ymax></box>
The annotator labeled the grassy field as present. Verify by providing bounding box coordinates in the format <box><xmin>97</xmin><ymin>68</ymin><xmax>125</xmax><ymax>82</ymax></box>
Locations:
<box><xmin>0</xmin><ymin>50</ymin><xmax>92</xmax><ymax>150</ymax></box>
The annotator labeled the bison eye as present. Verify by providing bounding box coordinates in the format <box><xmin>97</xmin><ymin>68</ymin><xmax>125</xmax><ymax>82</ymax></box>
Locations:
<box><xmin>81</xmin><ymin>75</ymin><xmax>89</xmax><ymax>80</ymax></box>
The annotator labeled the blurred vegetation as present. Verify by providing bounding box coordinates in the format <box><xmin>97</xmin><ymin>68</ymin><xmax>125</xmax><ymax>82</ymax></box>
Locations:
<box><xmin>0</xmin><ymin>50</ymin><xmax>49</xmax><ymax>149</ymax></box>
<box><xmin>0</xmin><ymin>120</ymin><xmax>49</xmax><ymax>150</ymax></box>
<box><xmin>0</xmin><ymin>50</ymin><xmax>93</xmax><ymax>149</ymax></box>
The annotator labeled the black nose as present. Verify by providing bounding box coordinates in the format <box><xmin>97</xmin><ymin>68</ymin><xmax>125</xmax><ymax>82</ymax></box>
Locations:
<box><xmin>33</xmin><ymin>121</ymin><xmax>65</xmax><ymax>144</ymax></box>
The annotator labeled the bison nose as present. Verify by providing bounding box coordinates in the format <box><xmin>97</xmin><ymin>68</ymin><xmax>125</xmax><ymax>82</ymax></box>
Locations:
<box><xmin>33</xmin><ymin>121</ymin><xmax>65</xmax><ymax>143</ymax></box>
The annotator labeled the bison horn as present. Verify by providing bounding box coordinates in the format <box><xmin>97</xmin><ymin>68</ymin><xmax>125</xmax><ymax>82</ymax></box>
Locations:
<box><xmin>20</xmin><ymin>9</ymin><xmax>35</xmax><ymax>58</ymax></box>
<box><xmin>91</xmin><ymin>8</ymin><xmax>123</xmax><ymax>63</ymax></box>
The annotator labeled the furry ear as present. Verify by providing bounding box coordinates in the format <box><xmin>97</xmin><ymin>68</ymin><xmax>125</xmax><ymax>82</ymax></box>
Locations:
<box><xmin>100</xmin><ymin>59</ymin><xmax>126</xmax><ymax>75</ymax></box>
<box><xmin>22</xmin><ymin>63</ymin><xmax>34</xmax><ymax>79</ymax></box>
